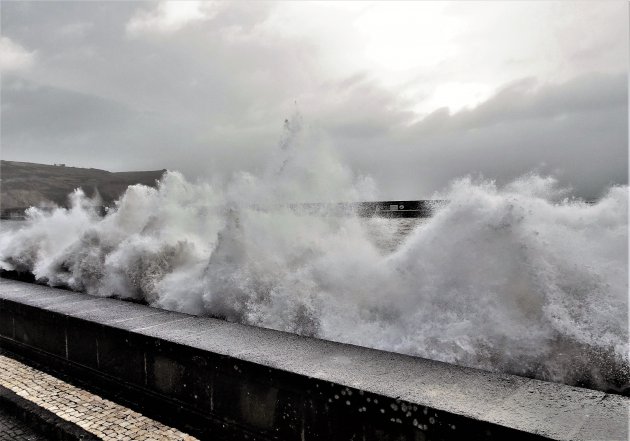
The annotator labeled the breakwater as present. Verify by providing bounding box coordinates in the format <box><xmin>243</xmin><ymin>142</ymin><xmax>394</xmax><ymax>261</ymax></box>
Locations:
<box><xmin>0</xmin><ymin>278</ymin><xmax>627</xmax><ymax>441</ymax></box>
<box><xmin>0</xmin><ymin>200</ymin><xmax>442</xmax><ymax>220</ymax></box>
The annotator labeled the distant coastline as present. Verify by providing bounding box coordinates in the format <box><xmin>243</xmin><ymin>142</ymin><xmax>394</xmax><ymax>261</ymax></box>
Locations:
<box><xmin>0</xmin><ymin>160</ymin><xmax>165</xmax><ymax>213</ymax></box>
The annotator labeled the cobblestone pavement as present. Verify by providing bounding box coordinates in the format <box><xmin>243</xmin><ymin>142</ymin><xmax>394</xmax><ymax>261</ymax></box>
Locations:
<box><xmin>0</xmin><ymin>406</ymin><xmax>51</xmax><ymax>440</ymax></box>
<box><xmin>0</xmin><ymin>355</ymin><xmax>198</xmax><ymax>440</ymax></box>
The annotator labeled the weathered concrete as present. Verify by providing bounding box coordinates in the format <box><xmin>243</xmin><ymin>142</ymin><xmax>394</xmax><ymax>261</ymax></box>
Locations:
<box><xmin>0</xmin><ymin>354</ymin><xmax>196</xmax><ymax>440</ymax></box>
<box><xmin>0</xmin><ymin>383</ymin><xmax>98</xmax><ymax>441</ymax></box>
<box><xmin>0</xmin><ymin>278</ymin><xmax>627</xmax><ymax>441</ymax></box>
<box><xmin>1</xmin><ymin>200</ymin><xmax>442</xmax><ymax>220</ymax></box>
<box><xmin>291</xmin><ymin>200</ymin><xmax>444</xmax><ymax>218</ymax></box>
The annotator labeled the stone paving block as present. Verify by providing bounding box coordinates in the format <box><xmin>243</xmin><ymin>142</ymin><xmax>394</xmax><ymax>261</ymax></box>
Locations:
<box><xmin>0</xmin><ymin>354</ymin><xmax>198</xmax><ymax>440</ymax></box>
<box><xmin>0</xmin><ymin>406</ymin><xmax>51</xmax><ymax>441</ymax></box>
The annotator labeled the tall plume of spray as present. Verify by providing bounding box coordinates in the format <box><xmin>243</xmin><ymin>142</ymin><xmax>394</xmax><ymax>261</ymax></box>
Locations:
<box><xmin>0</xmin><ymin>114</ymin><xmax>628</xmax><ymax>394</ymax></box>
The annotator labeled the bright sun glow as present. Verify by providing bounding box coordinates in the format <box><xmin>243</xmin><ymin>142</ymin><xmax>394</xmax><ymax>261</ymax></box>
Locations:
<box><xmin>354</xmin><ymin>3</ymin><xmax>460</xmax><ymax>73</ymax></box>
<box><xmin>263</xmin><ymin>2</ymin><xmax>489</xmax><ymax>115</ymax></box>
<box><xmin>418</xmin><ymin>82</ymin><xmax>494</xmax><ymax>115</ymax></box>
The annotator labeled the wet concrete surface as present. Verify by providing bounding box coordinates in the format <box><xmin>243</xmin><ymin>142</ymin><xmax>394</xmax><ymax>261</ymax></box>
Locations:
<box><xmin>1</xmin><ymin>278</ymin><xmax>628</xmax><ymax>441</ymax></box>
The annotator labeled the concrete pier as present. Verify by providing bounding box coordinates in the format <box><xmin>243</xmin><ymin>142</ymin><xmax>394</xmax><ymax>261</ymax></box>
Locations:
<box><xmin>0</xmin><ymin>278</ymin><xmax>627</xmax><ymax>440</ymax></box>
<box><xmin>1</xmin><ymin>200</ymin><xmax>444</xmax><ymax>220</ymax></box>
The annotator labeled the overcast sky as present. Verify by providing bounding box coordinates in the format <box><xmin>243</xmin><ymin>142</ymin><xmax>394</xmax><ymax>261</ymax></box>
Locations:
<box><xmin>1</xmin><ymin>1</ymin><xmax>627</xmax><ymax>199</ymax></box>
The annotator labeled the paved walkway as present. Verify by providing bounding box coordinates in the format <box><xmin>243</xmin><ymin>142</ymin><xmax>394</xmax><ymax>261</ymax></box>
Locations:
<box><xmin>0</xmin><ymin>406</ymin><xmax>51</xmax><ymax>441</ymax></box>
<box><xmin>0</xmin><ymin>354</ymin><xmax>198</xmax><ymax>441</ymax></box>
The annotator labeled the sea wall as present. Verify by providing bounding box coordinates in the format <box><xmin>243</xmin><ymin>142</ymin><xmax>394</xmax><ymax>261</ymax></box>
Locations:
<box><xmin>0</xmin><ymin>278</ymin><xmax>626</xmax><ymax>441</ymax></box>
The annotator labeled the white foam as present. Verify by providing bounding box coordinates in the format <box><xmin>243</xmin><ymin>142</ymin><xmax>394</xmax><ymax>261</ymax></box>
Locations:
<box><xmin>0</xmin><ymin>119</ymin><xmax>627</xmax><ymax>392</ymax></box>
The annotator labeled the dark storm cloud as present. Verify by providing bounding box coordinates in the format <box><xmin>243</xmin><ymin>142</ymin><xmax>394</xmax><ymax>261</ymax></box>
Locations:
<box><xmin>343</xmin><ymin>73</ymin><xmax>627</xmax><ymax>199</ymax></box>
<box><xmin>3</xmin><ymin>78</ymin><xmax>135</xmax><ymax>136</ymax></box>
<box><xmin>0</xmin><ymin>2</ymin><xmax>627</xmax><ymax>199</ymax></box>
<box><xmin>0</xmin><ymin>1</ymin><xmax>299</xmax><ymax>174</ymax></box>
<box><xmin>412</xmin><ymin>73</ymin><xmax>627</xmax><ymax>134</ymax></box>
<box><xmin>1</xmin><ymin>1</ymin><xmax>285</xmax><ymax>123</ymax></box>
<box><xmin>309</xmin><ymin>73</ymin><xmax>415</xmax><ymax>139</ymax></box>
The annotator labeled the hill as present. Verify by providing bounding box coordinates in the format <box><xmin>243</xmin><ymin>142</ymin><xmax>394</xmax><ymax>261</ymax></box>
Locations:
<box><xmin>0</xmin><ymin>160</ymin><xmax>165</xmax><ymax>210</ymax></box>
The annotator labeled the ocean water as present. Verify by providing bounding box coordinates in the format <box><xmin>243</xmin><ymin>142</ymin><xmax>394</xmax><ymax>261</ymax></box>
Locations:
<box><xmin>0</xmin><ymin>117</ymin><xmax>627</xmax><ymax>393</ymax></box>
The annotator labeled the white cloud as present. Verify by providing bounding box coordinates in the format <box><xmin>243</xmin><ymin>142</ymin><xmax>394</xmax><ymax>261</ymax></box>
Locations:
<box><xmin>126</xmin><ymin>1</ymin><xmax>218</xmax><ymax>36</ymax></box>
<box><xmin>0</xmin><ymin>37</ymin><xmax>35</xmax><ymax>72</ymax></box>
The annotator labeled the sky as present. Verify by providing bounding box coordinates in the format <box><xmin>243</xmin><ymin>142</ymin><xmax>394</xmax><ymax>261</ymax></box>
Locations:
<box><xmin>1</xmin><ymin>1</ymin><xmax>628</xmax><ymax>199</ymax></box>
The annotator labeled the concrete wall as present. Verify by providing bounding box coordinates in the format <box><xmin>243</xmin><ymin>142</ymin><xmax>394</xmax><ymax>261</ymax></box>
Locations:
<box><xmin>292</xmin><ymin>200</ymin><xmax>442</xmax><ymax>218</ymax></box>
<box><xmin>0</xmin><ymin>278</ymin><xmax>627</xmax><ymax>441</ymax></box>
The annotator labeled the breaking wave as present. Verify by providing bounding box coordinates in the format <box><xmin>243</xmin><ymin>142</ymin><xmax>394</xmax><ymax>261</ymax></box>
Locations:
<box><xmin>1</xmin><ymin>117</ymin><xmax>627</xmax><ymax>393</ymax></box>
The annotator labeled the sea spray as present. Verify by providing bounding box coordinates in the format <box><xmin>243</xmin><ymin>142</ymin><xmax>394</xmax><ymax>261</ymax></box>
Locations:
<box><xmin>0</xmin><ymin>120</ymin><xmax>627</xmax><ymax>393</ymax></box>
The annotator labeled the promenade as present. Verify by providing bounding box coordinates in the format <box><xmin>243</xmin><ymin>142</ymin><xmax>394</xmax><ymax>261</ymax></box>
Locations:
<box><xmin>0</xmin><ymin>353</ymin><xmax>197</xmax><ymax>440</ymax></box>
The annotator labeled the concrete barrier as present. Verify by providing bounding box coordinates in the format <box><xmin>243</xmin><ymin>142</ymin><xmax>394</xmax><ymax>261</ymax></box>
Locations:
<box><xmin>1</xmin><ymin>200</ymin><xmax>443</xmax><ymax>220</ymax></box>
<box><xmin>290</xmin><ymin>200</ymin><xmax>444</xmax><ymax>218</ymax></box>
<box><xmin>0</xmin><ymin>278</ymin><xmax>627</xmax><ymax>441</ymax></box>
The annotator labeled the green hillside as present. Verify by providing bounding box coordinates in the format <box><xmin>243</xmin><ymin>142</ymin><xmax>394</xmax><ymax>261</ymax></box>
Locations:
<box><xmin>0</xmin><ymin>160</ymin><xmax>165</xmax><ymax>210</ymax></box>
